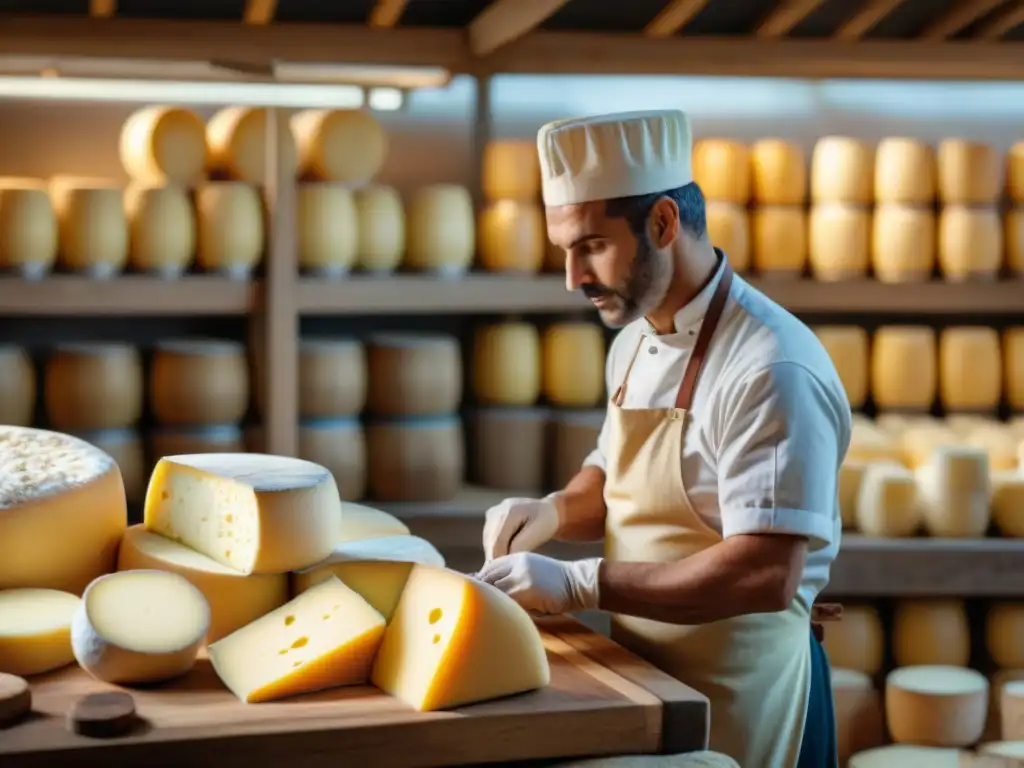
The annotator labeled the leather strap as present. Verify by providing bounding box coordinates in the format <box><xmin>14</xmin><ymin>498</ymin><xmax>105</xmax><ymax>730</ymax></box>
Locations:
<box><xmin>675</xmin><ymin>260</ymin><xmax>734</xmax><ymax>410</ymax></box>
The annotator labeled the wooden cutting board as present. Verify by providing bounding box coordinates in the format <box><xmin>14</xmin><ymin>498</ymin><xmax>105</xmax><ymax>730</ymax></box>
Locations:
<box><xmin>0</xmin><ymin>617</ymin><xmax>708</xmax><ymax>768</ymax></box>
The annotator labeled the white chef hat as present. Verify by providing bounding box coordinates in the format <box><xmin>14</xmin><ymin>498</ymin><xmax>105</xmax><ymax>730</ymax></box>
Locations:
<box><xmin>537</xmin><ymin>109</ymin><xmax>694</xmax><ymax>208</ymax></box>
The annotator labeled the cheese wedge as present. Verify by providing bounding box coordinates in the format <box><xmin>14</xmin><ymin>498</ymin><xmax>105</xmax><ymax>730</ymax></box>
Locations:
<box><xmin>338</xmin><ymin>502</ymin><xmax>410</xmax><ymax>543</ymax></box>
<box><xmin>0</xmin><ymin>588</ymin><xmax>80</xmax><ymax>676</ymax></box>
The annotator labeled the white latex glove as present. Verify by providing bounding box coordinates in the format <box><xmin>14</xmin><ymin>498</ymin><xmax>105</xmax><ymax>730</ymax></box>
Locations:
<box><xmin>482</xmin><ymin>494</ymin><xmax>561</xmax><ymax>562</ymax></box>
<box><xmin>476</xmin><ymin>552</ymin><xmax>602</xmax><ymax>615</ymax></box>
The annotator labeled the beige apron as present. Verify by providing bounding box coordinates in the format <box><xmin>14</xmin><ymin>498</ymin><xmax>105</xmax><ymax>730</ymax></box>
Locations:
<box><xmin>603</xmin><ymin>263</ymin><xmax>811</xmax><ymax>767</ymax></box>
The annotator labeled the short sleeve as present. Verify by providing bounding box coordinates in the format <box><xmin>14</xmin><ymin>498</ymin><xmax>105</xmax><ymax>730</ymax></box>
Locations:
<box><xmin>715</xmin><ymin>361</ymin><xmax>851</xmax><ymax>550</ymax></box>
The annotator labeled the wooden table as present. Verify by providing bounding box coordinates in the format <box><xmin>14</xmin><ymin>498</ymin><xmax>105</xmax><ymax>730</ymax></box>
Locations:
<box><xmin>0</xmin><ymin>617</ymin><xmax>709</xmax><ymax>767</ymax></box>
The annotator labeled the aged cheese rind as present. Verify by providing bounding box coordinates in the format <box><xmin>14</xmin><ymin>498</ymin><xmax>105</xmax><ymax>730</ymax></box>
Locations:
<box><xmin>0</xmin><ymin>588</ymin><xmax>81</xmax><ymax>676</ymax></box>
<box><xmin>885</xmin><ymin>665</ymin><xmax>988</xmax><ymax>747</ymax></box>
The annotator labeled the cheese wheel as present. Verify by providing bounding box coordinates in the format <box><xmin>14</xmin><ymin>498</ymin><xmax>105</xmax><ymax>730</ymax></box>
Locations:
<box><xmin>1007</xmin><ymin>329</ymin><xmax>1024</xmax><ymax>411</ymax></box>
<box><xmin>44</xmin><ymin>342</ymin><xmax>143</xmax><ymax>431</ymax></box>
<box><xmin>692</xmin><ymin>139</ymin><xmax>750</xmax><ymax>204</ymax></box>
<box><xmin>751</xmin><ymin>206</ymin><xmax>807</xmax><ymax>277</ymax></box>
<box><xmin>550</xmin><ymin>409</ymin><xmax>605</xmax><ymax>490</ymax></box>
<box><xmin>900</xmin><ymin>423</ymin><xmax>961</xmax><ymax>470</ymax></box>
<box><xmin>366</xmin><ymin>334</ymin><xmax>462</xmax><ymax>417</ymax></box>
<box><xmin>1008</xmin><ymin>209</ymin><xmax>1024</xmax><ymax>278</ymax></box>
<box><xmin>354</xmin><ymin>185</ymin><xmax>404</xmax><ymax>273</ymax></box>
<box><xmin>49</xmin><ymin>177</ymin><xmax>128</xmax><ymax>278</ymax></box>
<box><xmin>874</xmin><ymin>412</ymin><xmax>940</xmax><ymax>438</ymax></box>
<box><xmin>811</xmin><ymin>137</ymin><xmax>874</xmax><ymax>204</ymax></box>
<box><xmin>938</xmin><ymin>206</ymin><xmax>1003</xmax><ymax>281</ymax></box>
<box><xmin>0</xmin><ymin>588</ymin><xmax>80</xmax><ymax>676</ymax></box>
<box><xmin>124</xmin><ymin>183</ymin><xmax>195</xmax><ymax>278</ymax></box>
<box><xmin>72</xmin><ymin>429</ymin><xmax>145</xmax><ymax>506</ymax></box>
<box><xmin>946</xmin><ymin>414</ymin><xmax>999</xmax><ymax>437</ymax></box>
<box><xmin>298</xmin><ymin>418</ymin><xmax>367</xmax><ymax>502</ymax></box>
<box><xmin>297</xmin><ymin>182</ymin><xmax>357</xmax><ymax>276</ymax></box>
<box><xmin>839</xmin><ymin>462</ymin><xmax>867</xmax><ymax>529</ymax></box>
<box><xmin>291</xmin><ymin>109</ymin><xmax>387</xmax><ymax>184</ymax></box>
<box><xmin>150</xmin><ymin>338</ymin><xmax>249</xmax><ymax>426</ymax></box>
<box><xmin>1010</xmin><ymin>142</ymin><xmax>1024</xmax><ymax>203</ymax></box>
<box><xmin>871</xmin><ymin>326</ymin><xmax>937</xmax><ymax>412</ymax></box>
<box><xmin>195</xmin><ymin>182</ymin><xmax>265</xmax><ymax>278</ymax></box>
<box><xmin>481</xmin><ymin>140</ymin><xmax>540</xmax><ymax>201</ymax></box>
<box><xmin>939</xmin><ymin>327</ymin><xmax>1002</xmax><ymax>412</ymax></box>
<box><xmin>872</xmin><ymin>205</ymin><xmax>936</xmax><ymax>283</ymax></box>
<box><xmin>915</xmin><ymin>446</ymin><xmax>990</xmax><ymax>538</ymax></box>
<box><xmin>478</xmin><ymin>200</ymin><xmax>545</xmax><ymax>273</ymax></box>
<box><xmin>849</xmin><ymin>745</ymin><xmax>966</xmax><ymax>767</ymax></box>
<box><xmin>822</xmin><ymin>604</ymin><xmax>885</xmax><ymax>675</ymax></box>
<box><xmin>993</xmin><ymin>471</ymin><xmax>1024</xmax><ymax>537</ymax></box>
<box><xmin>71</xmin><ymin>570</ymin><xmax>208</xmax><ymax>684</ymax></box>
<box><xmin>987</xmin><ymin>670</ymin><xmax>1024</xmax><ymax>743</ymax></box>
<box><xmin>366</xmin><ymin>416</ymin><xmax>464</xmax><ymax>503</ymax></box>
<box><xmin>298</xmin><ymin>338</ymin><xmax>367</xmax><ymax>419</ymax></box>
<box><xmin>893</xmin><ymin>600</ymin><xmax>971</xmax><ymax>667</ymax></box>
<box><xmin>964</xmin><ymin>426</ymin><xmax>1020</xmax><ymax>472</ymax></box>
<box><xmin>119</xmin><ymin>106</ymin><xmax>207</xmax><ymax>185</ymax></box>
<box><xmin>404</xmin><ymin>184</ymin><xmax>474</xmax><ymax>275</ymax></box>
<box><xmin>832</xmin><ymin>668</ymin><xmax>885</xmax><ymax>763</ymax></box>
<box><xmin>205</xmin><ymin>106</ymin><xmax>298</xmax><ymax>185</ymax></box>
<box><xmin>938</xmin><ymin>140</ymin><xmax>1001</xmax><ymax>204</ymax></box>
<box><xmin>808</xmin><ymin>204</ymin><xmax>870</xmax><ymax>281</ymax></box>
<box><xmin>705</xmin><ymin>202</ymin><xmax>750</xmax><ymax>272</ymax></box>
<box><xmin>0</xmin><ymin>345</ymin><xmax>35</xmax><ymax>427</ymax></box>
<box><xmin>472</xmin><ymin>321</ymin><xmax>542</xmax><ymax>407</ymax></box>
<box><xmin>989</xmin><ymin>604</ymin><xmax>1024</xmax><ymax>671</ymax></box>
<box><xmin>0</xmin><ymin>179</ymin><xmax>57</xmax><ymax>279</ymax></box>
<box><xmin>542</xmin><ymin>322</ymin><xmax>605</xmax><ymax>408</ymax></box>
<box><xmin>815</xmin><ymin>325</ymin><xmax>870</xmax><ymax>408</ymax></box>
<box><xmin>875</xmin><ymin>138</ymin><xmax>936</xmax><ymax>204</ymax></box>
<box><xmin>337</xmin><ymin>502</ymin><xmax>409</xmax><ymax>543</ymax></box>
<box><xmin>144</xmin><ymin>453</ymin><xmax>342</xmax><ymax>574</ymax></box>
<box><xmin>471</xmin><ymin>407</ymin><xmax>548</xmax><ymax>493</ymax></box>
<box><xmin>118</xmin><ymin>525</ymin><xmax>287</xmax><ymax>644</ymax></box>
<box><xmin>750</xmin><ymin>139</ymin><xmax>806</xmax><ymax>205</ymax></box>
<box><xmin>848</xmin><ymin>421</ymin><xmax>904</xmax><ymax>464</ymax></box>
<box><xmin>855</xmin><ymin>462</ymin><xmax>921</xmax><ymax>537</ymax></box>
<box><xmin>150</xmin><ymin>425</ymin><xmax>245</xmax><ymax>463</ymax></box>
<box><xmin>886</xmin><ymin>665</ymin><xmax>988</xmax><ymax>747</ymax></box>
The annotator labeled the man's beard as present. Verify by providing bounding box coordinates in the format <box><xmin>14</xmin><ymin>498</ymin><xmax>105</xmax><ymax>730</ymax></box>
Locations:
<box><xmin>581</xmin><ymin>235</ymin><xmax>672</xmax><ymax>329</ymax></box>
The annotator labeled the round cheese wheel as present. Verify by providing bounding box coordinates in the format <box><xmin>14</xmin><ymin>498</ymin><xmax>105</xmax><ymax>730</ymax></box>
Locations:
<box><xmin>874</xmin><ymin>413</ymin><xmax>940</xmax><ymax>439</ymax></box>
<box><xmin>987</xmin><ymin>604</ymin><xmax>1024</xmax><ymax>669</ymax></box>
<box><xmin>404</xmin><ymin>184</ymin><xmax>474</xmax><ymax>275</ymax></box>
<box><xmin>1006</xmin><ymin>208</ymin><xmax>1024</xmax><ymax>278</ymax></box>
<box><xmin>0</xmin><ymin>345</ymin><xmax>35</xmax><ymax>427</ymax></box>
<box><xmin>875</xmin><ymin>138</ymin><xmax>936</xmax><ymax>205</ymax></box>
<box><xmin>692</xmin><ymin>139</ymin><xmax>750</xmax><ymax>204</ymax></box>
<box><xmin>811</xmin><ymin>137</ymin><xmax>874</xmax><ymax>204</ymax></box>
<box><xmin>366</xmin><ymin>334</ymin><xmax>462</xmax><ymax>417</ymax></box>
<box><xmin>297</xmin><ymin>182</ymin><xmax>358</xmax><ymax>277</ymax></box>
<box><xmin>195</xmin><ymin>182</ymin><xmax>265</xmax><ymax>279</ymax></box>
<box><xmin>49</xmin><ymin>177</ymin><xmax>128</xmax><ymax>278</ymax></box>
<box><xmin>481</xmin><ymin>140</ymin><xmax>540</xmax><ymax>201</ymax></box>
<box><xmin>473</xmin><ymin>321</ymin><xmax>542</xmax><ymax>407</ymax></box>
<box><xmin>937</xmin><ymin>140</ymin><xmax>1001</xmax><ymax>205</ymax></box>
<box><xmin>814</xmin><ymin>326</ymin><xmax>870</xmax><ymax>408</ymax></box>
<box><xmin>839</xmin><ymin>462</ymin><xmax>867</xmax><ymax>529</ymax></box>
<box><xmin>938</xmin><ymin>327</ymin><xmax>1002</xmax><ymax>412</ymax></box>
<box><xmin>945</xmin><ymin>414</ymin><xmax>999</xmax><ymax>437</ymax></box>
<box><xmin>205</xmin><ymin>106</ymin><xmax>299</xmax><ymax>185</ymax></box>
<box><xmin>124</xmin><ymin>183</ymin><xmax>195</xmax><ymax>278</ymax></box>
<box><xmin>542</xmin><ymin>322</ymin><xmax>605</xmax><ymax>408</ymax></box>
<box><xmin>44</xmin><ymin>343</ymin><xmax>142</xmax><ymax>431</ymax></box>
<box><xmin>872</xmin><ymin>204</ymin><xmax>936</xmax><ymax>283</ymax></box>
<box><xmin>354</xmin><ymin>185</ymin><xmax>404</xmax><ymax>273</ymax></box>
<box><xmin>750</xmin><ymin>139</ymin><xmax>806</xmax><ymax>205</ymax></box>
<box><xmin>893</xmin><ymin>600</ymin><xmax>971</xmax><ymax>667</ymax></box>
<box><xmin>938</xmin><ymin>205</ymin><xmax>1003</xmax><ymax>282</ymax></box>
<box><xmin>871</xmin><ymin>326</ymin><xmax>937</xmax><ymax>412</ymax></box>
<box><xmin>832</xmin><ymin>668</ymin><xmax>885</xmax><ymax>763</ymax></box>
<box><xmin>150</xmin><ymin>425</ymin><xmax>245</xmax><ymax>463</ymax></box>
<box><xmin>986</xmin><ymin>670</ymin><xmax>1024</xmax><ymax>743</ymax></box>
<box><xmin>964</xmin><ymin>426</ymin><xmax>1020</xmax><ymax>472</ymax></box>
<box><xmin>752</xmin><ymin>206</ymin><xmax>807</xmax><ymax>277</ymax></box>
<box><xmin>119</xmin><ymin>106</ymin><xmax>206</xmax><ymax>186</ymax></box>
<box><xmin>478</xmin><ymin>200</ymin><xmax>545</xmax><ymax>273</ymax></box>
<box><xmin>915</xmin><ymin>446</ymin><xmax>990</xmax><ymax>538</ymax></box>
<box><xmin>71</xmin><ymin>429</ymin><xmax>145</xmax><ymax>506</ymax></box>
<box><xmin>296</xmin><ymin>338</ymin><xmax>367</xmax><ymax>419</ymax></box>
<box><xmin>848</xmin><ymin>421</ymin><xmax>904</xmax><ymax>464</ymax></box>
<box><xmin>0</xmin><ymin>588</ymin><xmax>80</xmax><ymax>677</ymax></box>
<box><xmin>900</xmin><ymin>423</ymin><xmax>960</xmax><ymax>470</ymax></box>
<box><xmin>1006</xmin><ymin>328</ymin><xmax>1024</xmax><ymax>412</ymax></box>
<box><xmin>149</xmin><ymin>339</ymin><xmax>249</xmax><ymax>426</ymax></box>
<box><xmin>849</xmin><ymin>745</ymin><xmax>966</xmax><ymax>767</ymax></box>
<box><xmin>471</xmin><ymin>407</ymin><xmax>548</xmax><ymax>493</ymax></box>
<box><xmin>366</xmin><ymin>415</ymin><xmax>464</xmax><ymax>502</ymax></box>
<box><xmin>705</xmin><ymin>202</ymin><xmax>750</xmax><ymax>272</ymax></box>
<box><xmin>291</xmin><ymin>109</ymin><xmax>387</xmax><ymax>184</ymax></box>
<box><xmin>550</xmin><ymin>409</ymin><xmax>605</xmax><ymax>490</ymax></box>
<box><xmin>885</xmin><ymin>665</ymin><xmax>987</xmax><ymax>747</ymax></box>
<box><xmin>0</xmin><ymin>179</ymin><xmax>57</xmax><ymax>279</ymax></box>
<box><xmin>809</xmin><ymin>204</ymin><xmax>870</xmax><ymax>281</ymax></box>
<box><xmin>298</xmin><ymin>418</ymin><xmax>367</xmax><ymax>502</ymax></box>
<box><xmin>821</xmin><ymin>604</ymin><xmax>885</xmax><ymax>675</ymax></box>
<box><xmin>856</xmin><ymin>462</ymin><xmax>922</xmax><ymax>537</ymax></box>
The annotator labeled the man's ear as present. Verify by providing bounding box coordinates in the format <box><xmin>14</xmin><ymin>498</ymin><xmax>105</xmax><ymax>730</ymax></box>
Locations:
<box><xmin>649</xmin><ymin>196</ymin><xmax>679</xmax><ymax>248</ymax></box>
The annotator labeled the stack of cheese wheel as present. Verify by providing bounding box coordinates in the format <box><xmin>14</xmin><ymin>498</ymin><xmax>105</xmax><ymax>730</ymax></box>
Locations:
<box><xmin>692</xmin><ymin>138</ymin><xmax>751</xmax><ymax>272</ymax></box>
<box><xmin>939</xmin><ymin>326</ymin><xmax>1002</xmax><ymax>414</ymax></box>
<box><xmin>479</xmin><ymin>140</ymin><xmax>545</xmax><ymax>274</ymax></box>
<box><xmin>809</xmin><ymin>137</ymin><xmax>873</xmax><ymax>281</ymax></box>
<box><xmin>872</xmin><ymin>138</ymin><xmax>936</xmax><ymax>283</ymax></box>
<box><xmin>1008</xmin><ymin>141</ymin><xmax>1024</xmax><ymax>279</ymax></box>
<box><xmin>0</xmin><ymin>345</ymin><xmax>35</xmax><ymax>426</ymax></box>
<box><xmin>871</xmin><ymin>326</ymin><xmax>937</xmax><ymax>414</ymax></box>
<box><xmin>0</xmin><ymin>178</ymin><xmax>58</xmax><ymax>279</ymax></box>
<box><xmin>404</xmin><ymin>184</ymin><xmax>475</xmax><ymax>275</ymax></box>
<box><xmin>124</xmin><ymin>182</ymin><xmax>195</xmax><ymax>278</ymax></box>
<box><xmin>750</xmin><ymin>139</ymin><xmax>807</xmax><ymax>278</ymax></box>
<box><xmin>364</xmin><ymin>334</ymin><xmax>463</xmax><ymax>502</ymax></box>
<box><xmin>937</xmin><ymin>140</ymin><xmax>1003</xmax><ymax>281</ymax></box>
<box><xmin>542</xmin><ymin>320</ymin><xmax>606</xmax><ymax>408</ymax></box>
<box><xmin>814</xmin><ymin>325</ymin><xmax>870</xmax><ymax>411</ymax></box>
<box><xmin>49</xmin><ymin>176</ymin><xmax>129</xmax><ymax>279</ymax></box>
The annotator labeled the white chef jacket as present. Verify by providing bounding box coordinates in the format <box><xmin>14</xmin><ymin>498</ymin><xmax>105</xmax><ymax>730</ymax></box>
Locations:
<box><xmin>583</xmin><ymin>257</ymin><xmax>851</xmax><ymax>609</ymax></box>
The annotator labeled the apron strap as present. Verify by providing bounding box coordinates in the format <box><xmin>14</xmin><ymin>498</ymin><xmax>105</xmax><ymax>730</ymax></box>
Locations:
<box><xmin>675</xmin><ymin>260</ymin><xmax>735</xmax><ymax>410</ymax></box>
<box><xmin>611</xmin><ymin>334</ymin><xmax>647</xmax><ymax>406</ymax></box>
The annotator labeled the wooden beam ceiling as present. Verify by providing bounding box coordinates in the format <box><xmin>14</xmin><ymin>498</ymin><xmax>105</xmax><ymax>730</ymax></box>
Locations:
<box><xmin>645</xmin><ymin>0</ymin><xmax>709</xmax><ymax>37</ymax></box>
<box><xmin>467</xmin><ymin>0</ymin><xmax>571</xmax><ymax>57</ymax></box>
<box><xmin>919</xmin><ymin>0</ymin><xmax>1007</xmax><ymax>40</ymax></box>
<box><xmin>755</xmin><ymin>0</ymin><xmax>825</xmax><ymax>38</ymax></box>
<box><xmin>368</xmin><ymin>0</ymin><xmax>408</xmax><ymax>28</ymax></box>
<box><xmin>975</xmin><ymin>0</ymin><xmax>1024</xmax><ymax>39</ymax></box>
<box><xmin>89</xmin><ymin>0</ymin><xmax>115</xmax><ymax>18</ymax></box>
<box><xmin>834</xmin><ymin>0</ymin><xmax>906</xmax><ymax>40</ymax></box>
<box><xmin>243</xmin><ymin>0</ymin><xmax>277</xmax><ymax>25</ymax></box>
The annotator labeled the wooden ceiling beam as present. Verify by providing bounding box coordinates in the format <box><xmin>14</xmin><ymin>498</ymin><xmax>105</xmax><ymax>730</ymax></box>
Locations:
<box><xmin>368</xmin><ymin>0</ymin><xmax>409</xmax><ymax>28</ymax></box>
<box><xmin>645</xmin><ymin>0</ymin><xmax>710</xmax><ymax>37</ymax></box>
<box><xmin>835</xmin><ymin>0</ymin><xmax>906</xmax><ymax>40</ymax></box>
<box><xmin>755</xmin><ymin>0</ymin><xmax>826</xmax><ymax>38</ymax></box>
<box><xmin>974</xmin><ymin>0</ymin><xmax>1024</xmax><ymax>39</ymax></box>
<box><xmin>919</xmin><ymin>0</ymin><xmax>1006</xmax><ymax>40</ymax></box>
<box><xmin>243</xmin><ymin>0</ymin><xmax>277</xmax><ymax>25</ymax></box>
<box><xmin>89</xmin><ymin>0</ymin><xmax>115</xmax><ymax>18</ymax></box>
<box><xmin>467</xmin><ymin>0</ymin><xmax>571</xmax><ymax>57</ymax></box>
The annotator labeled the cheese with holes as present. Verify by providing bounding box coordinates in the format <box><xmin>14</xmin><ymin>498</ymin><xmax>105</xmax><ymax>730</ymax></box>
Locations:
<box><xmin>937</xmin><ymin>140</ymin><xmax>1001</xmax><ymax>205</ymax></box>
<box><xmin>144</xmin><ymin>453</ymin><xmax>341</xmax><ymax>575</ymax></box>
<box><xmin>750</xmin><ymin>139</ymin><xmax>806</xmax><ymax>205</ymax></box>
<box><xmin>338</xmin><ymin>502</ymin><xmax>409</xmax><ymax>543</ymax></box>
<box><xmin>404</xmin><ymin>184</ymin><xmax>474</xmax><ymax>275</ymax></box>
<box><xmin>473</xmin><ymin>322</ymin><xmax>542</xmax><ymax>406</ymax></box>
<box><xmin>117</xmin><ymin>525</ymin><xmax>288</xmax><ymax>644</ymax></box>
<box><xmin>0</xmin><ymin>345</ymin><xmax>35</xmax><ymax>426</ymax></box>
<box><xmin>0</xmin><ymin>179</ymin><xmax>58</xmax><ymax>279</ymax></box>
<box><xmin>71</xmin><ymin>570</ymin><xmax>209</xmax><ymax>684</ymax></box>
<box><xmin>208</xmin><ymin>576</ymin><xmax>385</xmax><ymax>703</ymax></box>
<box><xmin>892</xmin><ymin>600</ymin><xmax>970</xmax><ymax>667</ymax></box>
<box><xmin>706</xmin><ymin>201</ymin><xmax>750</xmax><ymax>271</ymax></box>
<box><xmin>371</xmin><ymin>564</ymin><xmax>550</xmax><ymax>711</ymax></box>
<box><xmin>849</xmin><ymin>746</ymin><xmax>966</xmax><ymax>768</ymax></box>
<box><xmin>206</xmin><ymin>106</ymin><xmax>298</xmax><ymax>185</ymax></box>
<box><xmin>478</xmin><ymin>200</ymin><xmax>545</xmax><ymax>273</ymax></box>
<box><xmin>354</xmin><ymin>185</ymin><xmax>404</xmax><ymax>273</ymax></box>
<box><xmin>124</xmin><ymin>182</ymin><xmax>195</xmax><ymax>277</ymax></box>
<box><xmin>832</xmin><ymin>668</ymin><xmax>885</xmax><ymax>762</ymax></box>
<box><xmin>45</xmin><ymin>342</ymin><xmax>143</xmax><ymax>432</ymax></box>
<box><xmin>292</xmin><ymin>535</ymin><xmax>445</xmax><ymax>620</ymax></box>
<box><xmin>692</xmin><ymin>139</ymin><xmax>750</xmax><ymax>204</ymax></box>
<box><xmin>939</xmin><ymin>327</ymin><xmax>1002</xmax><ymax>412</ymax></box>
<box><xmin>0</xmin><ymin>426</ymin><xmax>127</xmax><ymax>594</ymax></box>
<box><xmin>871</xmin><ymin>326</ymin><xmax>937</xmax><ymax>411</ymax></box>
<box><xmin>195</xmin><ymin>182</ymin><xmax>264</xmax><ymax>278</ymax></box>
<box><xmin>297</xmin><ymin>182</ymin><xmax>358</xmax><ymax>276</ymax></box>
<box><xmin>822</xmin><ymin>604</ymin><xmax>884</xmax><ymax>675</ymax></box>
<box><xmin>872</xmin><ymin>204</ymin><xmax>936</xmax><ymax>283</ymax></box>
<box><xmin>0</xmin><ymin>588</ymin><xmax>80</xmax><ymax>676</ymax></box>
<box><xmin>855</xmin><ymin>463</ymin><xmax>921</xmax><ymax>537</ymax></box>
<box><xmin>298</xmin><ymin>419</ymin><xmax>366</xmax><ymax>502</ymax></box>
<box><xmin>839</xmin><ymin>462</ymin><xmax>867</xmax><ymax>529</ymax></box>
<box><xmin>808</xmin><ymin>204</ymin><xmax>870</xmax><ymax>280</ymax></box>
<box><xmin>885</xmin><ymin>665</ymin><xmax>988</xmax><ymax>747</ymax></box>
<box><xmin>50</xmin><ymin>177</ymin><xmax>128</xmax><ymax>278</ymax></box>
<box><xmin>1005</xmin><ymin>328</ymin><xmax>1024</xmax><ymax>410</ymax></box>
<box><xmin>1010</xmin><ymin>141</ymin><xmax>1024</xmax><ymax>203</ymax></box>
<box><xmin>875</xmin><ymin>138</ymin><xmax>936</xmax><ymax>204</ymax></box>
<box><xmin>150</xmin><ymin>338</ymin><xmax>249</xmax><ymax>426</ymax></box>
<box><xmin>752</xmin><ymin>206</ymin><xmax>807</xmax><ymax>276</ymax></box>
<box><xmin>542</xmin><ymin>322</ymin><xmax>605</xmax><ymax>408</ymax></box>
<box><xmin>366</xmin><ymin>416</ymin><xmax>464</xmax><ymax>503</ymax></box>
<box><xmin>120</xmin><ymin>106</ymin><xmax>207</xmax><ymax>185</ymax></box>
<box><xmin>366</xmin><ymin>334</ymin><xmax>462</xmax><ymax>417</ymax></box>
<box><xmin>811</xmin><ymin>137</ymin><xmax>874</xmax><ymax>204</ymax></box>
<box><xmin>915</xmin><ymin>446</ymin><xmax>990</xmax><ymax>538</ymax></box>
<box><xmin>291</xmin><ymin>109</ymin><xmax>387</xmax><ymax>184</ymax></box>
<box><xmin>481</xmin><ymin>140</ymin><xmax>540</xmax><ymax>202</ymax></box>
<box><xmin>815</xmin><ymin>326</ymin><xmax>869</xmax><ymax>408</ymax></box>
<box><xmin>992</xmin><ymin>471</ymin><xmax>1024</xmax><ymax>537</ymax></box>
<box><xmin>986</xmin><ymin>603</ymin><xmax>1024</xmax><ymax>670</ymax></box>
<box><xmin>938</xmin><ymin>206</ymin><xmax>1003</xmax><ymax>281</ymax></box>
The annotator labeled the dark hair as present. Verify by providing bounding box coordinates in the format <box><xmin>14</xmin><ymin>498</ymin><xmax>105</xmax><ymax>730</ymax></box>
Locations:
<box><xmin>604</xmin><ymin>181</ymin><xmax>707</xmax><ymax>240</ymax></box>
